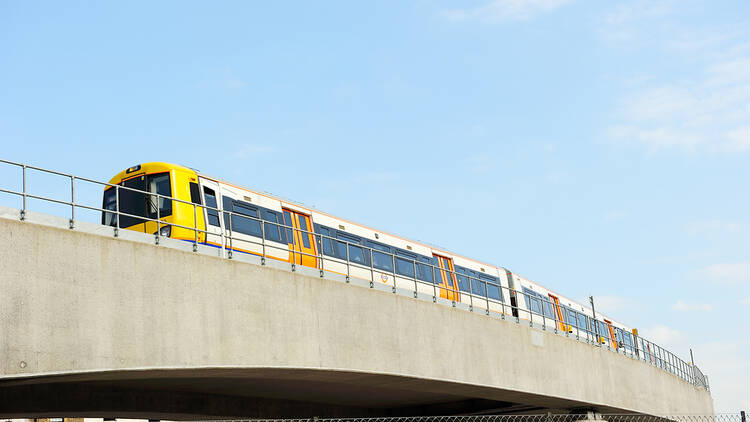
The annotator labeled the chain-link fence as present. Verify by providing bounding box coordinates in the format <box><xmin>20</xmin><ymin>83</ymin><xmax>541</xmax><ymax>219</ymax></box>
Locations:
<box><xmin>197</xmin><ymin>413</ymin><xmax>746</xmax><ymax>422</ymax></box>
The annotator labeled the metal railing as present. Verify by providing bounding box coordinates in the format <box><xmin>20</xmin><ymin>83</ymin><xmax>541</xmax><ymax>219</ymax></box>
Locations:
<box><xmin>0</xmin><ymin>158</ymin><xmax>710</xmax><ymax>390</ymax></box>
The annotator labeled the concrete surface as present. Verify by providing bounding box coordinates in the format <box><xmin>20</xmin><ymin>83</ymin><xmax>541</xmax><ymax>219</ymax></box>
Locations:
<box><xmin>0</xmin><ymin>209</ymin><xmax>714</xmax><ymax>418</ymax></box>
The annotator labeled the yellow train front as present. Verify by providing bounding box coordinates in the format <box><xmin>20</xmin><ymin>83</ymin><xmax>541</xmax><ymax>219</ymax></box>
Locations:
<box><xmin>102</xmin><ymin>162</ymin><xmax>206</xmax><ymax>243</ymax></box>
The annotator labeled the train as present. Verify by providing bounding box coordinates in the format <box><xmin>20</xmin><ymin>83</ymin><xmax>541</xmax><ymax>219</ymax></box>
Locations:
<box><xmin>102</xmin><ymin>162</ymin><xmax>642</xmax><ymax>355</ymax></box>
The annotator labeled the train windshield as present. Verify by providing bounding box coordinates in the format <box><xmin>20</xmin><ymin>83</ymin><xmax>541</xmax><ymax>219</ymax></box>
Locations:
<box><xmin>102</xmin><ymin>172</ymin><xmax>173</xmax><ymax>228</ymax></box>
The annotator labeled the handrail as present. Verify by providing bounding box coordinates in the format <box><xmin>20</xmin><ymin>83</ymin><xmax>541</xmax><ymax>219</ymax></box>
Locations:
<box><xmin>0</xmin><ymin>158</ymin><xmax>710</xmax><ymax>390</ymax></box>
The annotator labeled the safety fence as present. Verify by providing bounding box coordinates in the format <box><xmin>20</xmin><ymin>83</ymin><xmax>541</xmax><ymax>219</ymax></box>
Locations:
<box><xmin>196</xmin><ymin>414</ymin><xmax>745</xmax><ymax>422</ymax></box>
<box><xmin>0</xmin><ymin>158</ymin><xmax>710</xmax><ymax>390</ymax></box>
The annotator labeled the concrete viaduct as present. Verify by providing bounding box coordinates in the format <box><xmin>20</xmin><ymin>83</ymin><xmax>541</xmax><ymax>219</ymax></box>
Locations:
<box><xmin>0</xmin><ymin>207</ymin><xmax>714</xmax><ymax>418</ymax></box>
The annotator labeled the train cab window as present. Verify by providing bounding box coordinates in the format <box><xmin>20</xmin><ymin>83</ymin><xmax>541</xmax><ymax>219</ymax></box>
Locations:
<box><xmin>189</xmin><ymin>182</ymin><xmax>202</xmax><ymax>205</ymax></box>
<box><xmin>102</xmin><ymin>187</ymin><xmax>117</xmax><ymax>226</ymax></box>
<box><xmin>120</xmin><ymin>175</ymin><xmax>147</xmax><ymax>227</ymax></box>
<box><xmin>262</xmin><ymin>209</ymin><xmax>283</xmax><ymax>242</ymax></box>
<box><xmin>202</xmin><ymin>187</ymin><xmax>220</xmax><ymax>227</ymax></box>
<box><xmin>147</xmin><ymin>173</ymin><xmax>172</xmax><ymax>219</ymax></box>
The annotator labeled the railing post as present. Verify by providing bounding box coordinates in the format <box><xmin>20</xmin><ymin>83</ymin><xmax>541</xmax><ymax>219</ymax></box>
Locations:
<box><xmin>430</xmin><ymin>264</ymin><xmax>437</xmax><ymax>302</ymax></box>
<box><xmin>369</xmin><ymin>247</ymin><xmax>374</xmax><ymax>288</ymax></box>
<box><xmin>228</xmin><ymin>211</ymin><xmax>233</xmax><ymax>259</ymax></box>
<box><xmin>260</xmin><ymin>217</ymin><xmax>266</xmax><ymax>265</ymax></box>
<box><xmin>156</xmin><ymin>194</ymin><xmax>160</xmax><ymax>244</ymax></box>
<box><xmin>391</xmin><ymin>253</ymin><xmax>396</xmax><ymax>292</ymax></box>
<box><xmin>21</xmin><ymin>164</ymin><xmax>26</xmax><ymax>220</ymax></box>
<box><xmin>413</xmin><ymin>260</ymin><xmax>417</xmax><ymax>294</ymax></box>
<box><xmin>114</xmin><ymin>185</ymin><xmax>120</xmax><ymax>237</ymax></box>
<box><xmin>193</xmin><ymin>203</ymin><xmax>198</xmax><ymax>251</ymax></box>
<box><xmin>69</xmin><ymin>175</ymin><xmax>75</xmax><ymax>229</ymax></box>
<box><xmin>345</xmin><ymin>241</ymin><xmax>350</xmax><ymax>282</ymax></box>
<box><xmin>318</xmin><ymin>232</ymin><xmax>324</xmax><ymax>277</ymax></box>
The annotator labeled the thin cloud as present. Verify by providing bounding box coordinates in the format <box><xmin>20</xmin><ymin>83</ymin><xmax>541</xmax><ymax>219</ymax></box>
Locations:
<box><xmin>597</xmin><ymin>0</ymin><xmax>675</xmax><ymax>43</ymax></box>
<box><xmin>640</xmin><ymin>324</ymin><xmax>685</xmax><ymax>349</ymax></box>
<box><xmin>441</xmin><ymin>0</ymin><xmax>572</xmax><ymax>23</ymax></box>
<box><xmin>741</xmin><ymin>297</ymin><xmax>750</xmax><ymax>305</ymax></box>
<box><xmin>600</xmin><ymin>2</ymin><xmax>750</xmax><ymax>154</ymax></box>
<box><xmin>672</xmin><ymin>300</ymin><xmax>712</xmax><ymax>312</ymax></box>
<box><xmin>608</xmin><ymin>52</ymin><xmax>750</xmax><ymax>152</ymax></box>
<box><xmin>698</xmin><ymin>262</ymin><xmax>750</xmax><ymax>285</ymax></box>
<box><xmin>586</xmin><ymin>295</ymin><xmax>631</xmax><ymax>315</ymax></box>
<box><xmin>683</xmin><ymin>219</ymin><xmax>745</xmax><ymax>235</ymax></box>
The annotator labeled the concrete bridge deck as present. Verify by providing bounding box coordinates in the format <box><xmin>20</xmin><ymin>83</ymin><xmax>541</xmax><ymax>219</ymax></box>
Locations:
<box><xmin>0</xmin><ymin>208</ymin><xmax>714</xmax><ymax>418</ymax></box>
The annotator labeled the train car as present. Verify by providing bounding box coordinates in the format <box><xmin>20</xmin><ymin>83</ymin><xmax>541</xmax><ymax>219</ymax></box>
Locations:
<box><xmin>508</xmin><ymin>271</ymin><xmax>636</xmax><ymax>353</ymax></box>
<box><xmin>102</xmin><ymin>162</ymin><xmax>641</xmax><ymax>356</ymax></box>
<box><xmin>102</xmin><ymin>162</ymin><xmax>514</xmax><ymax>315</ymax></box>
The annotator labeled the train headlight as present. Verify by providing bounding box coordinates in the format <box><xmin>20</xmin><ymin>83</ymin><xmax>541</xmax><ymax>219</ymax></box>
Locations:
<box><xmin>159</xmin><ymin>225</ymin><xmax>171</xmax><ymax>237</ymax></box>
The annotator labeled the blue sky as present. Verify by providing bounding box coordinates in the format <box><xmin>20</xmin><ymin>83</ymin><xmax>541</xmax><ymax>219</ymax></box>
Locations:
<box><xmin>2</xmin><ymin>0</ymin><xmax>749</xmax><ymax>412</ymax></box>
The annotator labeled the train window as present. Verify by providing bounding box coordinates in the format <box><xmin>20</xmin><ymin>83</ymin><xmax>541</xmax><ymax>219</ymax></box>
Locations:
<box><xmin>542</xmin><ymin>299</ymin><xmax>555</xmax><ymax>319</ymax></box>
<box><xmin>282</xmin><ymin>211</ymin><xmax>295</xmax><ymax>244</ymax></box>
<box><xmin>396</xmin><ymin>249</ymin><xmax>417</xmax><ymax>259</ymax></box>
<box><xmin>416</xmin><ymin>263</ymin><xmax>434</xmax><ymax>283</ymax></box>
<box><xmin>395</xmin><ymin>257</ymin><xmax>415</xmax><ymax>277</ymax></box>
<box><xmin>315</xmin><ymin>225</ymin><xmax>334</xmax><ymax>256</ymax></box>
<box><xmin>348</xmin><ymin>244</ymin><xmax>367</xmax><ymax>265</ymax></box>
<box><xmin>262</xmin><ymin>209</ymin><xmax>283</xmax><ymax>243</ymax></box>
<box><xmin>366</xmin><ymin>241</ymin><xmax>392</xmax><ymax>253</ymax></box>
<box><xmin>522</xmin><ymin>288</ymin><xmax>542</xmax><ymax>315</ymax></box>
<box><xmin>471</xmin><ymin>278</ymin><xmax>487</xmax><ymax>297</ymax></box>
<box><xmin>297</xmin><ymin>215</ymin><xmax>311</xmax><ymax>248</ymax></box>
<box><xmin>333</xmin><ymin>240</ymin><xmax>347</xmax><ymax>259</ymax></box>
<box><xmin>222</xmin><ymin>196</ymin><xmax>233</xmax><ymax>228</ymax></box>
<box><xmin>189</xmin><ymin>183</ymin><xmax>202</xmax><ymax>205</ymax></box>
<box><xmin>567</xmin><ymin>309</ymin><xmax>578</xmax><ymax>328</ymax></box>
<box><xmin>578</xmin><ymin>314</ymin><xmax>591</xmax><ymax>331</ymax></box>
<box><xmin>456</xmin><ymin>269</ymin><xmax>471</xmax><ymax>293</ymax></box>
<box><xmin>203</xmin><ymin>188</ymin><xmax>220</xmax><ymax>227</ymax></box>
<box><xmin>230</xmin><ymin>201</ymin><xmax>262</xmax><ymax>237</ymax></box>
<box><xmin>622</xmin><ymin>331</ymin><xmax>633</xmax><ymax>347</ymax></box>
<box><xmin>372</xmin><ymin>250</ymin><xmax>394</xmax><ymax>272</ymax></box>
<box><xmin>598</xmin><ymin>321</ymin><xmax>609</xmax><ymax>338</ymax></box>
<box><xmin>337</xmin><ymin>232</ymin><xmax>361</xmax><ymax>244</ymax></box>
<box><xmin>487</xmin><ymin>283</ymin><xmax>502</xmax><ymax>301</ymax></box>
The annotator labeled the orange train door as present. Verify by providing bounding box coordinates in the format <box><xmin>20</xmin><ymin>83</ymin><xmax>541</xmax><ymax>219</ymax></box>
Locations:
<box><xmin>549</xmin><ymin>294</ymin><xmax>568</xmax><ymax>332</ymax></box>
<box><xmin>604</xmin><ymin>319</ymin><xmax>618</xmax><ymax>348</ymax></box>
<box><xmin>282</xmin><ymin>208</ymin><xmax>317</xmax><ymax>268</ymax></box>
<box><xmin>433</xmin><ymin>254</ymin><xmax>460</xmax><ymax>301</ymax></box>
